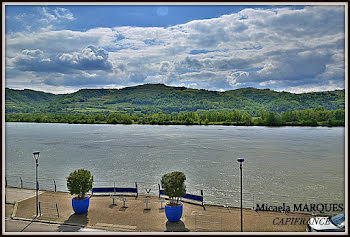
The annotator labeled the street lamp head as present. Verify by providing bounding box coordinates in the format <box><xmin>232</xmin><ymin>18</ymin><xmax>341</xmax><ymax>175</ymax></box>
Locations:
<box><xmin>237</xmin><ymin>157</ymin><xmax>245</xmax><ymax>163</ymax></box>
<box><xmin>33</xmin><ymin>151</ymin><xmax>40</xmax><ymax>160</ymax></box>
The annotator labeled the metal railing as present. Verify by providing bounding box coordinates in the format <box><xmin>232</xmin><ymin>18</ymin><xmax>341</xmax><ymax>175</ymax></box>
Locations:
<box><xmin>200</xmin><ymin>187</ymin><xmax>344</xmax><ymax>215</ymax></box>
<box><xmin>5</xmin><ymin>175</ymin><xmax>63</xmax><ymax>192</ymax></box>
<box><xmin>5</xmin><ymin>175</ymin><xmax>344</xmax><ymax>215</ymax></box>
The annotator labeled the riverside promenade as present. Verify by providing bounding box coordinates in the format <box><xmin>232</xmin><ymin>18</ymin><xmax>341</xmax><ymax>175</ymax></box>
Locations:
<box><xmin>4</xmin><ymin>187</ymin><xmax>311</xmax><ymax>232</ymax></box>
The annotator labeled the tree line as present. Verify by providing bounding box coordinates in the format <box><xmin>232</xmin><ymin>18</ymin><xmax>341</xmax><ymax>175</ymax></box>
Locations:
<box><xmin>6</xmin><ymin>107</ymin><xmax>345</xmax><ymax>126</ymax></box>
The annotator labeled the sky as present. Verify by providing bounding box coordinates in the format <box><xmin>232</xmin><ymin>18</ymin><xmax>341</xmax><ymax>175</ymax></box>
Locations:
<box><xmin>4</xmin><ymin>4</ymin><xmax>346</xmax><ymax>94</ymax></box>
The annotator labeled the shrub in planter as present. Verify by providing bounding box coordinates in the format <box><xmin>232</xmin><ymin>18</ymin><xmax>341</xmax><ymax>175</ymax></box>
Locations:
<box><xmin>161</xmin><ymin>171</ymin><xmax>186</xmax><ymax>222</ymax></box>
<box><xmin>66</xmin><ymin>169</ymin><xmax>94</xmax><ymax>214</ymax></box>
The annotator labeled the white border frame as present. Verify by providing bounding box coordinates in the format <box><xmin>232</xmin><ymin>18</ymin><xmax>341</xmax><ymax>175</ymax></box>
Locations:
<box><xmin>2</xmin><ymin>2</ymin><xmax>348</xmax><ymax>235</ymax></box>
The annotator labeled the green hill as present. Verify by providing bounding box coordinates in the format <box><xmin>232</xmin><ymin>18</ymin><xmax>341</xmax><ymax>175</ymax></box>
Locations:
<box><xmin>5</xmin><ymin>84</ymin><xmax>345</xmax><ymax>115</ymax></box>
<box><xmin>5</xmin><ymin>89</ymin><xmax>59</xmax><ymax>113</ymax></box>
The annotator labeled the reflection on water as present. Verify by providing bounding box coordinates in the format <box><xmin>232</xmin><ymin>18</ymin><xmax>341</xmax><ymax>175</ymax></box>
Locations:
<box><xmin>5</xmin><ymin>123</ymin><xmax>345</xmax><ymax>206</ymax></box>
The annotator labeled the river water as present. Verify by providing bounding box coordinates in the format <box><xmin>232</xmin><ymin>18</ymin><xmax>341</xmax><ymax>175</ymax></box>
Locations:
<box><xmin>5</xmin><ymin>122</ymin><xmax>345</xmax><ymax>208</ymax></box>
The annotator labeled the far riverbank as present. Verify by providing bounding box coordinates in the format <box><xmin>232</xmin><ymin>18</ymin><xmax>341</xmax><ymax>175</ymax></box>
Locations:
<box><xmin>5</xmin><ymin>106</ymin><xmax>345</xmax><ymax>127</ymax></box>
<box><xmin>4</xmin><ymin>120</ymin><xmax>345</xmax><ymax>127</ymax></box>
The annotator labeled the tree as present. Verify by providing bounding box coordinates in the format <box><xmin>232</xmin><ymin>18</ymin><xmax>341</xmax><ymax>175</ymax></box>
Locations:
<box><xmin>66</xmin><ymin>169</ymin><xmax>94</xmax><ymax>199</ymax></box>
<box><xmin>161</xmin><ymin>171</ymin><xmax>186</xmax><ymax>205</ymax></box>
<box><xmin>241</xmin><ymin>111</ymin><xmax>251</xmax><ymax>124</ymax></box>
<box><xmin>265</xmin><ymin>112</ymin><xmax>281</xmax><ymax>125</ymax></box>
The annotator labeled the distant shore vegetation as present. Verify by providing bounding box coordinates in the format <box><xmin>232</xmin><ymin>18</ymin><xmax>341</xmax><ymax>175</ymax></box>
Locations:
<box><xmin>6</xmin><ymin>107</ymin><xmax>345</xmax><ymax>127</ymax></box>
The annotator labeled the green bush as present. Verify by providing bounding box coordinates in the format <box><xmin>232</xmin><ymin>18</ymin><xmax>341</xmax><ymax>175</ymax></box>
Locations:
<box><xmin>302</xmin><ymin>119</ymin><xmax>318</xmax><ymax>126</ymax></box>
<box><xmin>66</xmin><ymin>169</ymin><xmax>94</xmax><ymax>199</ymax></box>
<box><xmin>161</xmin><ymin>171</ymin><xmax>186</xmax><ymax>205</ymax></box>
<box><xmin>327</xmin><ymin>119</ymin><xmax>344</xmax><ymax>126</ymax></box>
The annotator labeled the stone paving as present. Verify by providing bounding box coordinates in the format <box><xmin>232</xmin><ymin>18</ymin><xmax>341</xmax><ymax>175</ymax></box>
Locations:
<box><xmin>5</xmin><ymin>187</ymin><xmax>312</xmax><ymax>232</ymax></box>
<box><xmin>5</xmin><ymin>187</ymin><xmax>44</xmax><ymax>204</ymax></box>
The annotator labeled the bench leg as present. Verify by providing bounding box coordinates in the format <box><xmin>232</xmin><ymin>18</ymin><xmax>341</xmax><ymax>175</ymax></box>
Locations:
<box><xmin>144</xmin><ymin>198</ymin><xmax>151</xmax><ymax>210</ymax></box>
<box><xmin>159</xmin><ymin>199</ymin><xmax>165</xmax><ymax>209</ymax></box>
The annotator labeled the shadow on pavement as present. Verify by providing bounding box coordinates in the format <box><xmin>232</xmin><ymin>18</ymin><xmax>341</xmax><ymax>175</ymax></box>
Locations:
<box><xmin>119</xmin><ymin>207</ymin><xmax>127</xmax><ymax>212</ymax></box>
<box><xmin>108</xmin><ymin>204</ymin><xmax>118</xmax><ymax>209</ymax></box>
<box><xmin>20</xmin><ymin>218</ymin><xmax>37</xmax><ymax>232</ymax></box>
<box><xmin>165</xmin><ymin>220</ymin><xmax>189</xmax><ymax>232</ymax></box>
<box><xmin>57</xmin><ymin>213</ymin><xmax>89</xmax><ymax>232</ymax></box>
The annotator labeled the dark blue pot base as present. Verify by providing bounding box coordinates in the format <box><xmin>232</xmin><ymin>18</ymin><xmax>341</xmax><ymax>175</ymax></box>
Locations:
<box><xmin>165</xmin><ymin>203</ymin><xmax>183</xmax><ymax>222</ymax></box>
<box><xmin>72</xmin><ymin>197</ymin><xmax>90</xmax><ymax>214</ymax></box>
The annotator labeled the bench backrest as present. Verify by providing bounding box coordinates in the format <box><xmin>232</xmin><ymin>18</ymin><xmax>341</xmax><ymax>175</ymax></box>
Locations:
<box><xmin>182</xmin><ymin>193</ymin><xmax>203</xmax><ymax>202</ymax></box>
<box><xmin>92</xmin><ymin>187</ymin><xmax>137</xmax><ymax>194</ymax></box>
<box><xmin>158</xmin><ymin>184</ymin><xmax>204</xmax><ymax>204</ymax></box>
<box><xmin>92</xmin><ymin>183</ymin><xmax>138</xmax><ymax>198</ymax></box>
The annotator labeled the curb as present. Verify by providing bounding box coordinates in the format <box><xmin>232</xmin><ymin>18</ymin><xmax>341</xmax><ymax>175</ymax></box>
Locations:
<box><xmin>12</xmin><ymin>216</ymin><xmax>81</xmax><ymax>227</ymax></box>
<box><xmin>10</xmin><ymin>217</ymin><xmax>104</xmax><ymax>231</ymax></box>
<box><xmin>11</xmin><ymin>202</ymin><xmax>18</xmax><ymax>219</ymax></box>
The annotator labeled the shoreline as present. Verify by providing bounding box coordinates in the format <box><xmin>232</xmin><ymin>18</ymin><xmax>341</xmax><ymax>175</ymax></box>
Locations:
<box><xmin>5</xmin><ymin>120</ymin><xmax>345</xmax><ymax>128</ymax></box>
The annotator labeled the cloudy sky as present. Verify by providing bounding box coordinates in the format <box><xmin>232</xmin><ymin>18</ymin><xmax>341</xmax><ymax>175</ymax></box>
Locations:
<box><xmin>5</xmin><ymin>4</ymin><xmax>345</xmax><ymax>94</ymax></box>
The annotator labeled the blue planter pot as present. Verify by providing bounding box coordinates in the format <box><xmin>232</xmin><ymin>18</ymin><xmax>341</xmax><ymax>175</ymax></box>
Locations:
<box><xmin>72</xmin><ymin>196</ymin><xmax>90</xmax><ymax>214</ymax></box>
<box><xmin>165</xmin><ymin>203</ymin><xmax>183</xmax><ymax>222</ymax></box>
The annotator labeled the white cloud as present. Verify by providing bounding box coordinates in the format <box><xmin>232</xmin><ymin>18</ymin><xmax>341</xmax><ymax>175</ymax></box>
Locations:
<box><xmin>40</xmin><ymin>7</ymin><xmax>75</xmax><ymax>23</ymax></box>
<box><xmin>8</xmin><ymin>7</ymin><xmax>76</xmax><ymax>35</ymax></box>
<box><xmin>40</xmin><ymin>7</ymin><xmax>58</xmax><ymax>23</ymax></box>
<box><xmin>10</xmin><ymin>46</ymin><xmax>112</xmax><ymax>74</ymax></box>
<box><xmin>54</xmin><ymin>8</ymin><xmax>75</xmax><ymax>21</ymax></box>
<box><xmin>58</xmin><ymin>46</ymin><xmax>112</xmax><ymax>71</ymax></box>
<box><xmin>5</xmin><ymin>6</ymin><xmax>345</xmax><ymax>94</ymax></box>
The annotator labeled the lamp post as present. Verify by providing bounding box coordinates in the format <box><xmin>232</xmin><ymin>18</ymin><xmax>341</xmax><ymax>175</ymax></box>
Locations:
<box><xmin>33</xmin><ymin>151</ymin><xmax>40</xmax><ymax>217</ymax></box>
<box><xmin>237</xmin><ymin>157</ymin><xmax>245</xmax><ymax>232</ymax></box>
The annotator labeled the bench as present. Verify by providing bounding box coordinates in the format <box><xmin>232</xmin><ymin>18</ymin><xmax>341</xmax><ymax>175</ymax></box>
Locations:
<box><xmin>92</xmin><ymin>183</ymin><xmax>138</xmax><ymax>199</ymax></box>
<box><xmin>158</xmin><ymin>184</ymin><xmax>205</xmax><ymax>210</ymax></box>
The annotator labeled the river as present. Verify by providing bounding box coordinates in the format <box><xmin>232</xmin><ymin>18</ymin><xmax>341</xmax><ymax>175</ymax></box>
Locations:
<box><xmin>5</xmin><ymin>122</ymin><xmax>345</xmax><ymax>208</ymax></box>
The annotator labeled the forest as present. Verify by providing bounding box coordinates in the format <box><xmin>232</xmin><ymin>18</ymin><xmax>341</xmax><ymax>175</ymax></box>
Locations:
<box><xmin>5</xmin><ymin>84</ymin><xmax>345</xmax><ymax>126</ymax></box>
<box><xmin>5</xmin><ymin>107</ymin><xmax>345</xmax><ymax>126</ymax></box>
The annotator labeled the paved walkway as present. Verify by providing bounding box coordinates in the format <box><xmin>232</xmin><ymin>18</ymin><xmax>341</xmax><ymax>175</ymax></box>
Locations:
<box><xmin>5</xmin><ymin>188</ymin><xmax>44</xmax><ymax>204</ymax></box>
<box><xmin>4</xmin><ymin>187</ymin><xmax>312</xmax><ymax>232</ymax></box>
<box><xmin>5</xmin><ymin>218</ymin><xmax>104</xmax><ymax>232</ymax></box>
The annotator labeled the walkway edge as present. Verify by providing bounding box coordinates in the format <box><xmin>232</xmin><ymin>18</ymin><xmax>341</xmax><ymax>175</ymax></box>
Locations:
<box><xmin>10</xmin><ymin>216</ymin><xmax>101</xmax><ymax>231</ymax></box>
<box><xmin>11</xmin><ymin>202</ymin><xmax>18</xmax><ymax>219</ymax></box>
